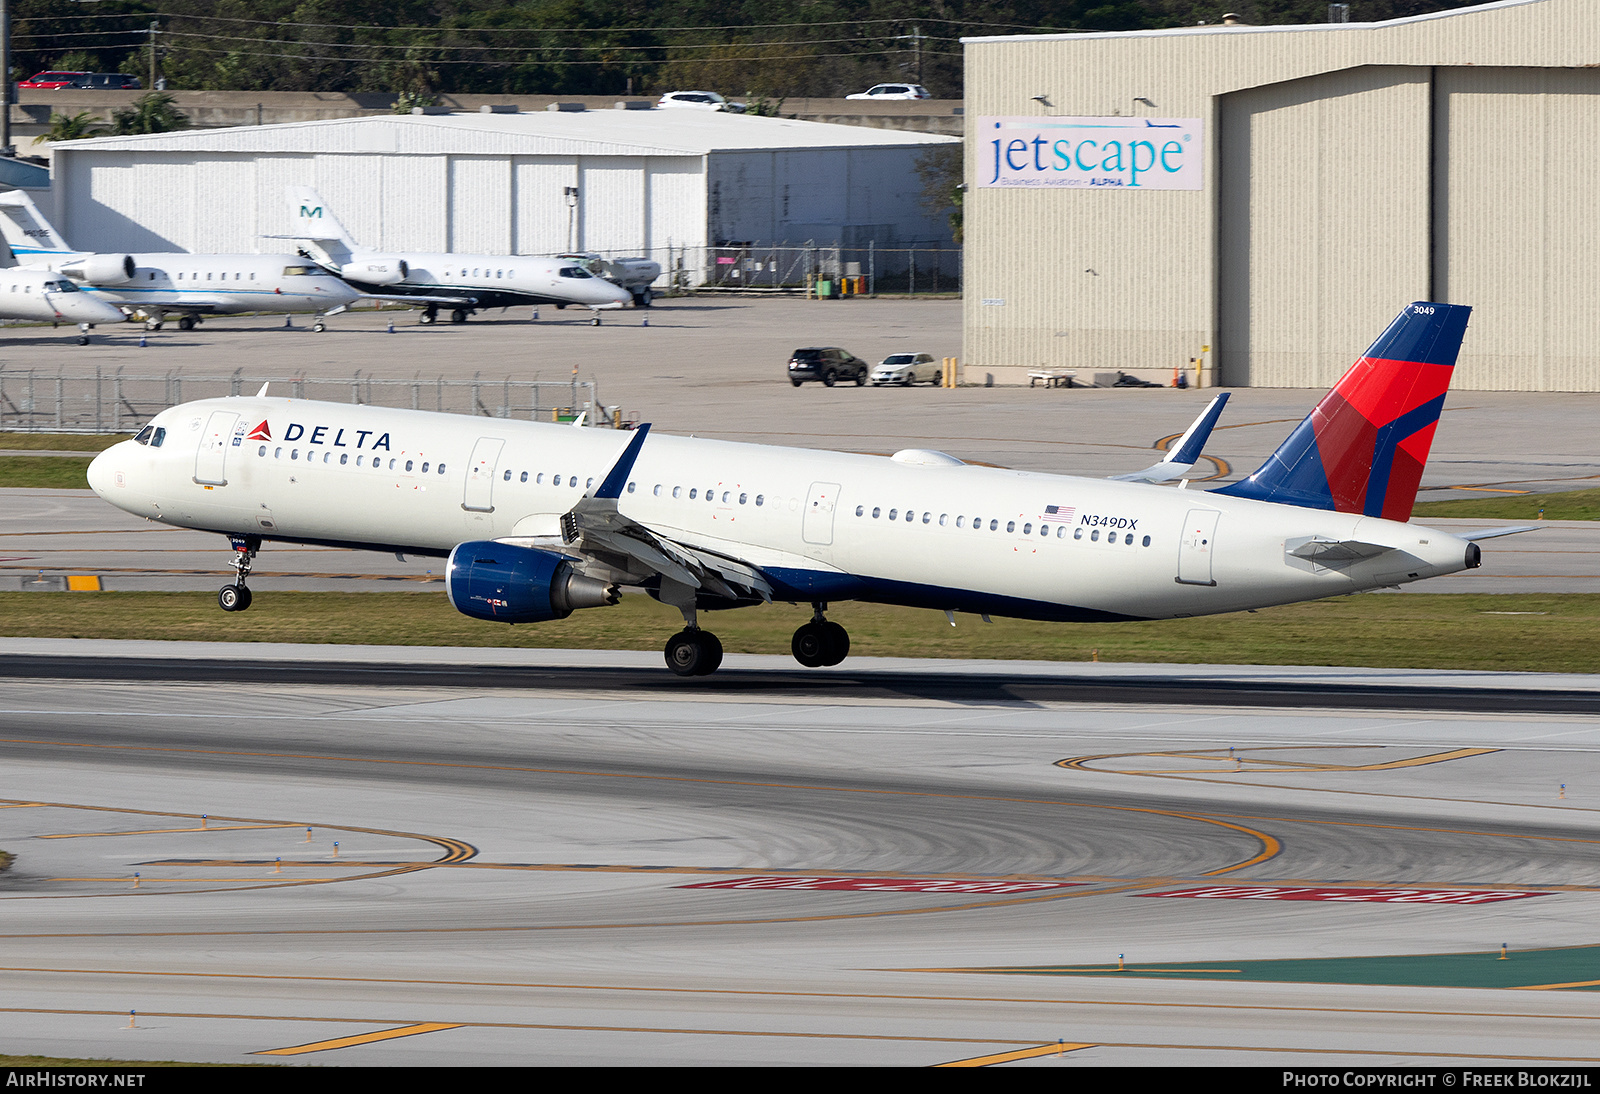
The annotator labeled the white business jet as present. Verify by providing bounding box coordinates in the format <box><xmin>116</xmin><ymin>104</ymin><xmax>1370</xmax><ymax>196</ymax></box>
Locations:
<box><xmin>0</xmin><ymin>242</ymin><xmax>127</xmax><ymax>342</ymax></box>
<box><xmin>281</xmin><ymin>186</ymin><xmax>632</xmax><ymax>324</ymax></box>
<box><xmin>0</xmin><ymin>191</ymin><xmax>362</xmax><ymax>332</ymax></box>
<box><xmin>86</xmin><ymin>302</ymin><xmax>1531</xmax><ymax>676</ymax></box>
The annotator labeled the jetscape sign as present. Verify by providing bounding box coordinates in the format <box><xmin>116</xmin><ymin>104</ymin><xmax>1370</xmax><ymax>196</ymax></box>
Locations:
<box><xmin>979</xmin><ymin>116</ymin><xmax>1203</xmax><ymax>190</ymax></box>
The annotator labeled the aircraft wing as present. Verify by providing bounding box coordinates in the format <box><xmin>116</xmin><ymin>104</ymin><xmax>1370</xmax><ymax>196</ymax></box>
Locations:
<box><xmin>503</xmin><ymin>425</ymin><xmax>774</xmax><ymax>604</ymax></box>
<box><xmin>1111</xmin><ymin>393</ymin><xmax>1230</xmax><ymax>483</ymax></box>
<box><xmin>359</xmin><ymin>292</ymin><xmax>479</xmax><ymax>306</ymax></box>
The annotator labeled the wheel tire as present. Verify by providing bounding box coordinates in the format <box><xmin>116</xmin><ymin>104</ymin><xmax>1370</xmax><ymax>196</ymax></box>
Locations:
<box><xmin>78</xmin><ymin>336</ymin><xmax>89</xmax><ymax>346</ymax></box>
<box><xmin>312</xmin><ymin>321</ymin><xmax>325</xmax><ymax>333</ymax></box>
<box><xmin>419</xmin><ymin>311</ymin><xmax>436</xmax><ymax>325</ymax></box>
<box><xmin>694</xmin><ymin>631</ymin><xmax>723</xmax><ymax>676</ymax></box>
<box><xmin>235</xmin><ymin>586</ymin><xmax>253</xmax><ymax>612</ymax></box>
<box><xmin>450</xmin><ymin>309</ymin><xmax>467</xmax><ymax>324</ymax></box>
<box><xmin>591</xmin><ymin>316</ymin><xmax>601</xmax><ymax>326</ymax></box>
<box><xmin>665</xmin><ymin>630</ymin><xmax>706</xmax><ymax>677</ymax></box>
<box><xmin>791</xmin><ymin>378</ymin><xmax>803</xmax><ymax>387</ymax></box>
<box><xmin>855</xmin><ymin>371</ymin><xmax>866</xmax><ymax>386</ymax></box>
<box><xmin>217</xmin><ymin>584</ymin><xmax>243</xmax><ymax>612</ymax></box>
<box><xmin>791</xmin><ymin>622</ymin><xmax>828</xmax><ymax>668</ymax></box>
<box><xmin>819</xmin><ymin>621</ymin><xmax>849</xmax><ymax>666</ymax></box>
<box><xmin>177</xmin><ymin>316</ymin><xmax>195</xmax><ymax>331</ymax></box>
<box><xmin>822</xmin><ymin>370</ymin><xmax>837</xmax><ymax>388</ymax></box>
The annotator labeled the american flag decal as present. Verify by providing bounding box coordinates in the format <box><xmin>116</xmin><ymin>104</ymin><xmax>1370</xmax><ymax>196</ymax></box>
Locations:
<box><xmin>1042</xmin><ymin>505</ymin><xmax>1075</xmax><ymax>522</ymax></box>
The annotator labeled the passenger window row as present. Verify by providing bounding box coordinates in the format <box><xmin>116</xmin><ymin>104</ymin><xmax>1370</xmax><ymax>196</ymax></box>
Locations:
<box><xmin>852</xmin><ymin>503</ymin><xmax>1152</xmax><ymax>547</ymax></box>
<box><xmin>257</xmin><ymin>445</ymin><xmax>445</xmax><ymax>475</ymax></box>
<box><xmin>653</xmin><ymin>483</ymin><xmax>765</xmax><ymax>506</ymax></box>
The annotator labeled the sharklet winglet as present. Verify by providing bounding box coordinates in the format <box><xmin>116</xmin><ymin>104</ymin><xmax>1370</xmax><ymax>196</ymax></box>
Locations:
<box><xmin>593</xmin><ymin>424</ymin><xmax>651</xmax><ymax>500</ymax></box>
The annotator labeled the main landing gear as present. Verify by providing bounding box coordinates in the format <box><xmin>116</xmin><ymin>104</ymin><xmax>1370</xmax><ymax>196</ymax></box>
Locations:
<box><xmin>664</xmin><ymin>627</ymin><xmax>723</xmax><ymax>676</ymax></box>
<box><xmin>218</xmin><ymin>535</ymin><xmax>260</xmax><ymax>612</ymax></box>
<box><xmin>791</xmin><ymin>603</ymin><xmax>849</xmax><ymax>668</ymax></box>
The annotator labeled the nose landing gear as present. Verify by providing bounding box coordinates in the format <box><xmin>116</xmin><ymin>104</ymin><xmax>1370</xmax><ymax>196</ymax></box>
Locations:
<box><xmin>792</xmin><ymin>603</ymin><xmax>849</xmax><ymax>668</ymax></box>
<box><xmin>218</xmin><ymin>535</ymin><xmax>260</xmax><ymax>612</ymax></box>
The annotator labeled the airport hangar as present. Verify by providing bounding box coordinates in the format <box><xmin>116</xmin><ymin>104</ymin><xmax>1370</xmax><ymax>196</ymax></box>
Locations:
<box><xmin>42</xmin><ymin>108</ymin><xmax>958</xmax><ymax>286</ymax></box>
<box><xmin>961</xmin><ymin>0</ymin><xmax>1600</xmax><ymax>391</ymax></box>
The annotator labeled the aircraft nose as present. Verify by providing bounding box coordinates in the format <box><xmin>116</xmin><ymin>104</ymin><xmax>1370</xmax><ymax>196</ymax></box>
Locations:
<box><xmin>86</xmin><ymin>444</ymin><xmax>121</xmax><ymax>497</ymax></box>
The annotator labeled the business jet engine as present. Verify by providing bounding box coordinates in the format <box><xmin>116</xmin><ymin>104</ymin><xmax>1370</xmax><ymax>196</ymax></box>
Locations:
<box><xmin>58</xmin><ymin>254</ymin><xmax>136</xmax><ymax>285</ymax></box>
<box><xmin>446</xmin><ymin>541</ymin><xmax>619</xmax><ymax>624</ymax></box>
<box><xmin>340</xmin><ymin>257</ymin><xmax>409</xmax><ymax>285</ymax></box>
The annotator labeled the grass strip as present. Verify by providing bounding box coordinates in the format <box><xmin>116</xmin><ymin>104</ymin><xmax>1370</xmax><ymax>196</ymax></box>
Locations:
<box><xmin>0</xmin><ymin>456</ymin><xmax>94</xmax><ymax>489</ymax></box>
<box><xmin>1413</xmin><ymin>487</ymin><xmax>1600</xmax><ymax>522</ymax></box>
<box><xmin>0</xmin><ymin>590</ymin><xmax>1596</xmax><ymax>673</ymax></box>
<box><xmin>0</xmin><ymin>433</ymin><xmax>129</xmax><ymax>452</ymax></box>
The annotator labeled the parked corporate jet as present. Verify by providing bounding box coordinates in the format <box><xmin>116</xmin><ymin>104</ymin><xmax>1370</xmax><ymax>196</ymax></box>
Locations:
<box><xmin>86</xmin><ymin>302</ymin><xmax>1531</xmax><ymax>676</ymax></box>
<box><xmin>0</xmin><ymin>192</ymin><xmax>363</xmax><ymax>331</ymax></box>
<box><xmin>0</xmin><ymin>253</ymin><xmax>128</xmax><ymax>342</ymax></box>
<box><xmin>281</xmin><ymin>187</ymin><xmax>633</xmax><ymax>324</ymax></box>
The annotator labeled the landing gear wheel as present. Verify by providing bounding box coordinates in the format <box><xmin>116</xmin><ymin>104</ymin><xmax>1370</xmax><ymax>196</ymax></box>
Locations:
<box><xmin>77</xmin><ymin>335</ymin><xmax>89</xmax><ymax>346</ymax></box>
<box><xmin>312</xmin><ymin>320</ymin><xmax>326</xmax><ymax>333</ymax></box>
<box><xmin>218</xmin><ymin>583</ymin><xmax>252</xmax><ymax>612</ymax></box>
<box><xmin>144</xmin><ymin>319</ymin><xmax>163</xmax><ymax>332</ymax></box>
<box><xmin>591</xmin><ymin>316</ymin><xmax>601</xmax><ymax>326</ymax></box>
<box><xmin>665</xmin><ymin>629</ymin><xmax>722</xmax><ymax>676</ymax></box>
<box><xmin>420</xmin><ymin>307</ymin><xmax>437</xmax><ymax>325</ymax></box>
<box><xmin>818</xmin><ymin>621</ymin><xmax>849</xmax><ymax>666</ymax></box>
<box><xmin>177</xmin><ymin>316</ymin><xmax>196</xmax><ymax>331</ymax></box>
<box><xmin>450</xmin><ymin>309</ymin><xmax>468</xmax><ymax>324</ymax></box>
<box><xmin>792</xmin><ymin>620</ymin><xmax>849</xmax><ymax>668</ymax></box>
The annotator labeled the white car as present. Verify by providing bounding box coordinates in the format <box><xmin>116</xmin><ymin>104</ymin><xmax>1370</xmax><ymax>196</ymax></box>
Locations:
<box><xmin>846</xmin><ymin>84</ymin><xmax>931</xmax><ymax>101</ymax></box>
<box><xmin>656</xmin><ymin>91</ymin><xmax>746</xmax><ymax>113</ymax></box>
<box><xmin>870</xmin><ymin>352</ymin><xmax>941</xmax><ymax>386</ymax></box>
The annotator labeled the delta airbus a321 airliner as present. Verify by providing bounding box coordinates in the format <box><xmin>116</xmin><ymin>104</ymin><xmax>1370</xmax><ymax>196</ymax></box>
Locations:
<box><xmin>86</xmin><ymin>302</ymin><xmax>1531</xmax><ymax>676</ymax></box>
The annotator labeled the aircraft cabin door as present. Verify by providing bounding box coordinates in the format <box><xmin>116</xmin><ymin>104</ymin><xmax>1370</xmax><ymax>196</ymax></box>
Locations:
<box><xmin>463</xmin><ymin>438</ymin><xmax>504</xmax><ymax>513</ymax></box>
<box><xmin>194</xmin><ymin>411</ymin><xmax>238</xmax><ymax>486</ymax></box>
<box><xmin>802</xmin><ymin>481</ymin><xmax>840</xmax><ymax>546</ymax></box>
<box><xmin>1176</xmin><ymin>508</ymin><xmax>1220</xmax><ymax>587</ymax></box>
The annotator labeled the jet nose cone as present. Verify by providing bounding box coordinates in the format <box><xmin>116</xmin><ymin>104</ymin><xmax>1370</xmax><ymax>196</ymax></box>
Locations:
<box><xmin>86</xmin><ymin>445</ymin><xmax>118</xmax><ymax>497</ymax></box>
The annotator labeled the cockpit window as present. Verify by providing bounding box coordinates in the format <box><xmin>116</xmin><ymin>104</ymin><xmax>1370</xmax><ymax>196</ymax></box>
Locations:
<box><xmin>282</xmin><ymin>265</ymin><xmax>328</xmax><ymax>276</ymax></box>
<box><xmin>134</xmin><ymin>425</ymin><xmax>154</xmax><ymax>445</ymax></box>
<box><xmin>558</xmin><ymin>267</ymin><xmax>593</xmax><ymax>279</ymax></box>
<box><xmin>45</xmin><ymin>280</ymin><xmax>78</xmax><ymax>293</ymax></box>
<box><xmin>150</xmin><ymin>426</ymin><xmax>166</xmax><ymax>447</ymax></box>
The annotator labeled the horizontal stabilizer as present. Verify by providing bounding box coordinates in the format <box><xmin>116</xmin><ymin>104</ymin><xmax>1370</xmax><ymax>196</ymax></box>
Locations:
<box><xmin>1112</xmin><ymin>393</ymin><xmax>1230</xmax><ymax>484</ymax></box>
<box><xmin>1458</xmin><ymin>525</ymin><xmax>1541</xmax><ymax>542</ymax></box>
<box><xmin>1286</xmin><ymin>536</ymin><xmax>1392</xmax><ymax>563</ymax></box>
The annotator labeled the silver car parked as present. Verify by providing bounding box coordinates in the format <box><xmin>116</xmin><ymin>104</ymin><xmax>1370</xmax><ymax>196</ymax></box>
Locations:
<box><xmin>870</xmin><ymin>352</ymin><xmax>941</xmax><ymax>386</ymax></box>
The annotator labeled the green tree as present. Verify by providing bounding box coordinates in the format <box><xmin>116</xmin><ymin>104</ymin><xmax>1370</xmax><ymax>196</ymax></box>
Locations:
<box><xmin>43</xmin><ymin>111</ymin><xmax>108</xmax><ymax>142</ymax></box>
<box><xmin>109</xmin><ymin>93</ymin><xmax>191</xmax><ymax>136</ymax></box>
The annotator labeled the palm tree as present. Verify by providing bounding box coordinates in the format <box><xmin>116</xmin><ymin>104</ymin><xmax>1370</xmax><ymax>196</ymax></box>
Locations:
<box><xmin>110</xmin><ymin>93</ymin><xmax>192</xmax><ymax>136</ymax></box>
<box><xmin>44</xmin><ymin>111</ymin><xmax>108</xmax><ymax>142</ymax></box>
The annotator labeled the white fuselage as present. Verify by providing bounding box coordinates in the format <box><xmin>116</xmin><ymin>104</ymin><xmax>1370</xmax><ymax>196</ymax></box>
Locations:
<box><xmin>12</xmin><ymin>250</ymin><xmax>363</xmax><ymax>317</ymax></box>
<box><xmin>335</xmin><ymin>250</ymin><xmax>632</xmax><ymax>310</ymax></box>
<box><xmin>87</xmin><ymin>397</ymin><xmax>1478</xmax><ymax>622</ymax></box>
<box><xmin>0</xmin><ymin>268</ymin><xmax>126</xmax><ymax>325</ymax></box>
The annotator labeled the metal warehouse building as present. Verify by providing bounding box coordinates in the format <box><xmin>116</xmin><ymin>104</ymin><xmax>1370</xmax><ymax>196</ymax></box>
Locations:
<box><xmin>46</xmin><ymin>109</ymin><xmax>957</xmax><ymax>285</ymax></box>
<box><xmin>962</xmin><ymin>0</ymin><xmax>1600</xmax><ymax>390</ymax></box>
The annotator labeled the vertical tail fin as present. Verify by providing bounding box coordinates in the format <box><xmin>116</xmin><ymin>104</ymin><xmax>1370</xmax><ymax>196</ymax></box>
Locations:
<box><xmin>1216</xmin><ymin>301</ymin><xmax>1471</xmax><ymax>522</ymax></box>
<box><xmin>0</xmin><ymin>191</ymin><xmax>74</xmax><ymax>258</ymax></box>
<box><xmin>286</xmin><ymin>186</ymin><xmax>356</xmax><ymax>253</ymax></box>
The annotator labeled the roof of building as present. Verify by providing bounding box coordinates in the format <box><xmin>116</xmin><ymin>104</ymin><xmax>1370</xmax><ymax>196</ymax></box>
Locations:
<box><xmin>55</xmin><ymin>109</ymin><xmax>959</xmax><ymax>158</ymax></box>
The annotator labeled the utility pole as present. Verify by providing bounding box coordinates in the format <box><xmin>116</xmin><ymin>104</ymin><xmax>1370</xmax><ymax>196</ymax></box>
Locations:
<box><xmin>1</xmin><ymin>0</ymin><xmax>14</xmax><ymax>157</ymax></box>
<box><xmin>895</xmin><ymin>25</ymin><xmax>926</xmax><ymax>86</ymax></box>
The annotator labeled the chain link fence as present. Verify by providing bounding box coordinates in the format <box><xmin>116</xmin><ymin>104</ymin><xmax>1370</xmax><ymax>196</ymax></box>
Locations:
<box><xmin>0</xmin><ymin>368</ymin><xmax>612</xmax><ymax>434</ymax></box>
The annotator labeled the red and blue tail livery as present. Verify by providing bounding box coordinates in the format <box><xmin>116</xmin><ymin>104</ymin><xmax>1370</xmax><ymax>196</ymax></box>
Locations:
<box><xmin>1218</xmin><ymin>302</ymin><xmax>1471</xmax><ymax>522</ymax></box>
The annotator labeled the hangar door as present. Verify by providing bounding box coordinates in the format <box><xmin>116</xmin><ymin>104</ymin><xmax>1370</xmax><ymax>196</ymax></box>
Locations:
<box><xmin>1217</xmin><ymin>67</ymin><xmax>1432</xmax><ymax>389</ymax></box>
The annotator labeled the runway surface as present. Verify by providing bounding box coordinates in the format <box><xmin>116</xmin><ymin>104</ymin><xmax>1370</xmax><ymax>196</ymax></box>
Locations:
<box><xmin>3</xmin><ymin>641</ymin><xmax>1600</xmax><ymax>1066</ymax></box>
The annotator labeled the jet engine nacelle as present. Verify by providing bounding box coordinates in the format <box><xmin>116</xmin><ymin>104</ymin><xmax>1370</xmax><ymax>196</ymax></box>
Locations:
<box><xmin>58</xmin><ymin>254</ymin><xmax>136</xmax><ymax>285</ymax></box>
<box><xmin>446</xmin><ymin>540</ymin><xmax>619</xmax><ymax>624</ymax></box>
<box><xmin>341</xmin><ymin>257</ymin><xmax>409</xmax><ymax>285</ymax></box>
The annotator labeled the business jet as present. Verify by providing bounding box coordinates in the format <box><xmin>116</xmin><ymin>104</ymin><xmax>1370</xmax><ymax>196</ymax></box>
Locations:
<box><xmin>282</xmin><ymin>186</ymin><xmax>632</xmax><ymax>324</ymax></box>
<box><xmin>0</xmin><ymin>191</ymin><xmax>363</xmax><ymax>332</ymax></box>
<box><xmin>86</xmin><ymin>301</ymin><xmax>1528</xmax><ymax>676</ymax></box>
<box><xmin>0</xmin><ymin>262</ymin><xmax>128</xmax><ymax>342</ymax></box>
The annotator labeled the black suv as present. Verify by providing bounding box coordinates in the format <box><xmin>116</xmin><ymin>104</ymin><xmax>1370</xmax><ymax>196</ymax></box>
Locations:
<box><xmin>788</xmin><ymin>347</ymin><xmax>868</xmax><ymax>387</ymax></box>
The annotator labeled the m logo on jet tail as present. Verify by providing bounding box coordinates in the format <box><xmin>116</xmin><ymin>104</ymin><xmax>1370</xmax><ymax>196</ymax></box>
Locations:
<box><xmin>300</xmin><ymin>206</ymin><xmax>322</xmax><ymax>219</ymax></box>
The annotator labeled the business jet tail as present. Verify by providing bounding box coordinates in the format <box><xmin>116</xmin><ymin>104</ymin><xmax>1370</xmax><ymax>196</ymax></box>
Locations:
<box><xmin>0</xmin><ymin>191</ymin><xmax>75</xmax><ymax>260</ymax></box>
<box><xmin>284</xmin><ymin>186</ymin><xmax>356</xmax><ymax>263</ymax></box>
<box><xmin>1216</xmin><ymin>301</ymin><xmax>1471</xmax><ymax>522</ymax></box>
